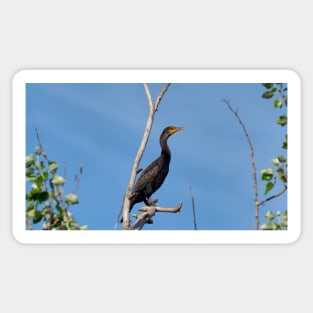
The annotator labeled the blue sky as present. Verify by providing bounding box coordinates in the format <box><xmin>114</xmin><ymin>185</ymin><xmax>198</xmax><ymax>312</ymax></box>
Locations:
<box><xmin>26</xmin><ymin>83</ymin><xmax>287</xmax><ymax>230</ymax></box>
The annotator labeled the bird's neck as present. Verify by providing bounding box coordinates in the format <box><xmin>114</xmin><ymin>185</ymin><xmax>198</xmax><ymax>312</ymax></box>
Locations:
<box><xmin>160</xmin><ymin>138</ymin><xmax>171</xmax><ymax>161</ymax></box>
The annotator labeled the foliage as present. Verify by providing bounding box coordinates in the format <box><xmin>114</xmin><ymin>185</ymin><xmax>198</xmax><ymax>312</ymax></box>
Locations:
<box><xmin>26</xmin><ymin>137</ymin><xmax>87</xmax><ymax>230</ymax></box>
<box><xmin>261</xmin><ymin>210</ymin><xmax>288</xmax><ymax>230</ymax></box>
<box><xmin>260</xmin><ymin>83</ymin><xmax>287</xmax><ymax>230</ymax></box>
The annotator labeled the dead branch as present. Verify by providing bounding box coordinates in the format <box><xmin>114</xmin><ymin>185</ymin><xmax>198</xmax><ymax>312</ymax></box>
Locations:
<box><xmin>117</xmin><ymin>84</ymin><xmax>171</xmax><ymax>230</ymax></box>
<box><xmin>138</xmin><ymin>202</ymin><xmax>182</xmax><ymax>213</ymax></box>
<box><xmin>223</xmin><ymin>99</ymin><xmax>259</xmax><ymax>229</ymax></box>
<box><xmin>189</xmin><ymin>186</ymin><xmax>197</xmax><ymax>230</ymax></box>
<box><xmin>132</xmin><ymin>202</ymin><xmax>182</xmax><ymax>230</ymax></box>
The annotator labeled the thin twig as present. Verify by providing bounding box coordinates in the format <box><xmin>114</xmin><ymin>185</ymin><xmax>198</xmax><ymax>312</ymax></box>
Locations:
<box><xmin>223</xmin><ymin>99</ymin><xmax>259</xmax><ymax>229</ymax></box>
<box><xmin>35</xmin><ymin>127</ymin><xmax>49</xmax><ymax>162</ymax></box>
<box><xmin>154</xmin><ymin>83</ymin><xmax>171</xmax><ymax>111</ymax></box>
<box><xmin>189</xmin><ymin>186</ymin><xmax>197</xmax><ymax>230</ymax></box>
<box><xmin>73</xmin><ymin>164</ymin><xmax>83</xmax><ymax>194</ymax></box>
<box><xmin>25</xmin><ymin>215</ymin><xmax>33</xmax><ymax>230</ymax></box>
<box><xmin>257</xmin><ymin>185</ymin><xmax>287</xmax><ymax>206</ymax></box>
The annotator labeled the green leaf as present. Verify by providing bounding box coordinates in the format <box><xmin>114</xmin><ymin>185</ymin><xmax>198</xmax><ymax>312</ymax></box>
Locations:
<box><xmin>27</xmin><ymin>200</ymin><xmax>35</xmax><ymax>211</ymax></box>
<box><xmin>264</xmin><ymin>182</ymin><xmax>275</xmax><ymax>195</ymax></box>
<box><xmin>277</xmin><ymin>167</ymin><xmax>285</xmax><ymax>175</ymax></box>
<box><xmin>276</xmin><ymin>167</ymin><xmax>287</xmax><ymax>183</ymax></box>
<box><xmin>26</xmin><ymin>167</ymin><xmax>35</xmax><ymax>177</ymax></box>
<box><xmin>275</xmin><ymin>224</ymin><xmax>282</xmax><ymax>230</ymax></box>
<box><xmin>35</xmin><ymin>161</ymin><xmax>44</xmax><ymax>169</ymax></box>
<box><xmin>65</xmin><ymin>193</ymin><xmax>79</xmax><ymax>205</ymax></box>
<box><xmin>35</xmin><ymin>146</ymin><xmax>42</xmax><ymax>155</ymax></box>
<box><xmin>35</xmin><ymin>176</ymin><xmax>43</xmax><ymax>188</ymax></box>
<box><xmin>79</xmin><ymin>225</ymin><xmax>88</xmax><ymax>230</ymax></box>
<box><xmin>26</xmin><ymin>154</ymin><xmax>35</xmax><ymax>167</ymax></box>
<box><xmin>26</xmin><ymin>175</ymin><xmax>37</xmax><ymax>182</ymax></box>
<box><xmin>33</xmin><ymin>210</ymin><xmax>43</xmax><ymax>224</ymax></box>
<box><xmin>26</xmin><ymin>189</ymin><xmax>49</xmax><ymax>202</ymax></box>
<box><xmin>51</xmin><ymin>175</ymin><xmax>66</xmax><ymax>186</ymax></box>
<box><xmin>261</xmin><ymin>168</ymin><xmax>274</xmax><ymax>181</ymax></box>
<box><xmin>262</xmin><ymin>83</ymin><xmax>274</xmax><ymax>89</ymax></box>
<box><xmin>277</xmin><ymin>155</ymin><xmax>286</xmax><ymax>163</ymax></box>
<box><xmin>274</xmin><ymin>98</ymin><xmax>282</xmax><ymax>108</ymax></box>
<box><xmin>261</xmin><ymin>221</ymin><xmax>277</xmax><ymax>230</ymax></box>
<box><xmin>282</xmin><ymin>135</ymin><xmax>287</xmax><ymax>149</ymax></box>
<box><xmin>41</xmin><ymin>171</ymin><xmax>49</xmax><ymax>180</ymax></box>
<box><xmin>276</xmin><ymin>115</ymin><xmax>287</xmax><ymax>126</ymax></box>
<box><xmin>48</xmin><ymin>191</ymin><xmax>57</xmax><ymax>201</ymax></box>
<box><xmin>265</xmin><ymin>210</ymin><xmax>277</xmax><ymax>221</ymax></box>
<box><xmin>37</xmin><ymin>191</ymin><xmax>49</xmax><ymax>202</ymax></box>
<box><xmin>26</xmin><ymin>208</ymin><xmax>36</xmax><ymax>218</ymax></box>
<box><xmin>262</xmin><ymin>91</ymin><xmax>275</xmax><ymax>99</ymax></box>
<box><xmin>49</xmin><ymin>162</ymin><xmax>59</xmax><ymax>174</ymax></box>
<box><xmin>55</xmin><ymin>204</ymin><xmax>64</xmax><ymax>215</ymax></box>
<box><xmin>281</xmin><ymin>211</ymin><xmax>288</xmax><ymax>228</ymax></box>
<box><xmin>279</xmin><ymin>174</ymin><xmax>288</xmax><ymax>183</ymax></box>
<box><xmin>27</xmin><ymin>208</ymin><xmax>43</xmax><ymax>224</ymax></box>
<box><xmin>271</xmin><ymin>158</ymin><xmax>280</xmax><ymax>166</ymax></box>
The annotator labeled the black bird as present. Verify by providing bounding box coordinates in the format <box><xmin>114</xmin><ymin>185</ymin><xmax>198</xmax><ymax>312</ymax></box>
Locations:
<box><xmin>122</xmin><ymin>126</ymin><xmax>183</xmax><ymax>221</ymax></box>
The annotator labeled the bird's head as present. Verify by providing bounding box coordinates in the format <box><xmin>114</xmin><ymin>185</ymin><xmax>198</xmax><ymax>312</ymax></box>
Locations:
<box><xmin>162</xmin><ymin>126</ymin><xmax>184</xmax><ymax>138</ymax></box>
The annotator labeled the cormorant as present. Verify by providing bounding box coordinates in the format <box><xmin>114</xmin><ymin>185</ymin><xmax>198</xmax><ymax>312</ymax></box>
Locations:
<box><xmin>123</xmin><ymin>126</ymin><xmax>183</xmax><ymax>222</ymax></box>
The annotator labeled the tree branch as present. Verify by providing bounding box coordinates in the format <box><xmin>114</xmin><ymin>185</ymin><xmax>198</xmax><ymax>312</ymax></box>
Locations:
<box><xmin>189</xmin><ymin>186</ymin><xmax>197</xmax><ymax>230</ymax></box>
<box><xmin>154</xmin><ymin>83</ymin><xmax>171</xmax><ymax>111</ymax></box>
<box><xmin>257</xmin><ymin>185</ymin><xmax>287</xmax><ymax>207</ymax></box>
<box><xmin>223</xmin><ymin>99</ymin><xmax>287</xmax><ymax>230</ymax></box>
<box><xmin>223</xmin><ymin>99</ymin><xmax>259</xmax><ymax>229</ymax></box>
<box><xmin>132</xmin><ymin>202</ymin><xmax>182</xmax><ymax>230</ymax></box>
<box><xmin>117</xmin><ymin>83</ymin><xmax>171</xmax><ymax>230</ymax></box>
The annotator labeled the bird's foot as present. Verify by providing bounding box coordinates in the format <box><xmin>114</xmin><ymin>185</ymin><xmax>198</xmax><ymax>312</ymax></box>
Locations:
<box><xmin>145</xmin><ymin>198</ymin><xmax>158</xmax><ymax>206</ymax></box>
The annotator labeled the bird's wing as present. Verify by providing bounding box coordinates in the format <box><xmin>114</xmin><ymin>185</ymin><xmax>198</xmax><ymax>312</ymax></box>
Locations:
<box><xmin>133</xmin><ymin>156</ymin><xmax>163</xmax><ymax>192</ymax></box>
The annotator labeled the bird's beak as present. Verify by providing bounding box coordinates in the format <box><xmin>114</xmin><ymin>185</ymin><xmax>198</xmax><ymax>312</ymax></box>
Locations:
<box><xmin>174</xmin><ymin>127</ymin><xmax>184</xmax><ymax>132</ymax></box>
<box><xmin>168</xmin><ymin>127</ymin><xmax>184</xmax><ymax>135</ymax></box>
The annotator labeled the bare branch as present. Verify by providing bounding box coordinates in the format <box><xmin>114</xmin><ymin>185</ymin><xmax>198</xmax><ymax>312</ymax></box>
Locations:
<box><xmin>72</xmin><ymin>164</ymin><xmax>83</xmax><ymax>194</ymax></box>
<box><xmin>132</xmin><ymin>202</ymin><xmax>182</xmax><ymax>230</ymax></box>
<box><xmin>117</xmin><ymin>84</ymin><xmax>171</xmax><ymax>230</ymax></box>
<box><xmin>142</xmin><ymin>83</ymin><xmax>154</xmax><ymax>110</ymax></box>
<box><xmin>223</xmin><ymin>99</ymin><xmax>259</xmax><ymax>229</ymax></box>
<box><xmin>189</xmin><ymin>186</ymin><xmax>197</xmax><ymax>230</ymax></box>
<box><xmin>154</xmin><ymin>83</ymin><xmax>171</xmax><ymax>111</ymax></box>
<box><xmin>138</xmin><ymin>202</ymin><xmax>183</xmax><ymax>213</ymax></box>
<box><xmin>35</xmin><ymin>127</ymin><xmax>49</xmax><ymax>162</ymax></box>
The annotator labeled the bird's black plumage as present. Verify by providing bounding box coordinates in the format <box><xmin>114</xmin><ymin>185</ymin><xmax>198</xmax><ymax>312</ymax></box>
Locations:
<box><xmin>123</xmin><ymin>126</ymin><xmax>183</xmax><ymax>221</ymax></box>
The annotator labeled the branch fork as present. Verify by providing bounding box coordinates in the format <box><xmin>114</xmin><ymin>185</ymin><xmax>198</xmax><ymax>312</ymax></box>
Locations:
<box><xmin>131</xmin><ymin>202</ymin><xmax>183</xmax><ymax>230</ymax></box>
<box><xmin>117</xmin><ymin>83</ymin><xmax>175</xmax><ymax>230</ymax></box>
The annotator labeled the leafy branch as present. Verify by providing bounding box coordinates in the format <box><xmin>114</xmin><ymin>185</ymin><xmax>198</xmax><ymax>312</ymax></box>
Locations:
<box><xmin>224</xmin><ymin>84</ymin><xmax>288</xmax><ymax>230</ymax></box>
<box><xmin>259</xmin><ymin>83</ymin><xmax>288</xmax><ymax>230</ymax></box>
<box><xmin>26</xmin><ymin>129</ymin><xmax>86</xmax><ymax>230</ymax></box>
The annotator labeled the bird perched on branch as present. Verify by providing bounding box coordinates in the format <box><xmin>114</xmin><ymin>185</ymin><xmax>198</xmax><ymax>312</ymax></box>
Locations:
<box><xmin>122</xmin><ymin>126</ymin><xmax>183</xmax><ymax>222</ymax></box>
